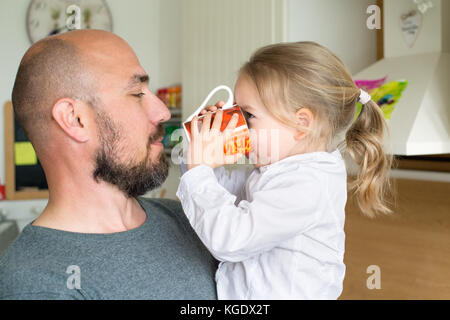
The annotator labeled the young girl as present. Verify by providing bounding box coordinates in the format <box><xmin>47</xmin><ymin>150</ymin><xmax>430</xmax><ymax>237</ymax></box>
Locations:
<box><xmin>176</xmin><ymin>42</ymin><xmax>393</xmax><ymax>300</ymax></box>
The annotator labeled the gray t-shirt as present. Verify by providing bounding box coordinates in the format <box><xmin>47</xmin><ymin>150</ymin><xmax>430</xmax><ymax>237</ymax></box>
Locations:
<box><xmin>0</xmin><ymin>197</ymin><xmax>218</xmax><ymax>300</ymax></box>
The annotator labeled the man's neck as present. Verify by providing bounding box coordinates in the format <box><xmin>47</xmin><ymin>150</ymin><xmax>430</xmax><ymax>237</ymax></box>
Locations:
<box><xmin>33</xmin><ymin>175</ymin><xmax>147</xmax><ymax>234</ymax></box>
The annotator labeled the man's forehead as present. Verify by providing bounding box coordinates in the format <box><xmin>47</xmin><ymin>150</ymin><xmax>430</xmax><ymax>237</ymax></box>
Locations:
<box><xmin>72</xmin><ymin>34</ymin><xmax>140</xmax><ymax>70</ymax></box>
<box><xmin>83</xmin><ymin>49</ymin><xmax>147</xmax><ymax>86</ymax></box>
<box><xmin>58</xmin><ymin>31</ymin><xmax>148</xmax><ymax>90</ymax></box>
<box><xmin>85</xmin><ymin>45</ymin><xmax>140</xmax><ymax>68</ymax></box>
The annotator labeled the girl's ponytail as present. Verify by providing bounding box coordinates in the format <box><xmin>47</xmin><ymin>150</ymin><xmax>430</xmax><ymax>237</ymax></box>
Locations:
<box><xmin>345</xmin><ymin>99</ymin><xmax>394</xmax><ymax>218</ymax></box>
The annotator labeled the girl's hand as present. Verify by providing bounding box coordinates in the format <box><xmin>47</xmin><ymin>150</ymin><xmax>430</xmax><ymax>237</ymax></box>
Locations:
<box><xmin>198</xmin><ymin>100</ymin><xmax>225</xmax><ymax>116</ymax></box>
<box><xmin>187</xmin><ymin>108</ymin><xmax>243</xmax><ymax>171</ymax></box>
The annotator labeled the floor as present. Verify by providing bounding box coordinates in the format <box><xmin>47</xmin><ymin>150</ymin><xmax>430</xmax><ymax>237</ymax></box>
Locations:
<box><xmin>339</xmin><ymin>178</ymin><xmax>450</xmax><ymax>299</ymax></box>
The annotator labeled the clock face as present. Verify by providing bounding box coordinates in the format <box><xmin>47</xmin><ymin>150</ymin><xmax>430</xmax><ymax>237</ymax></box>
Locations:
<box><xmin>26</xmin><ymin>0</ymin><xmax>113</xmax><ymax>44</ymax></box>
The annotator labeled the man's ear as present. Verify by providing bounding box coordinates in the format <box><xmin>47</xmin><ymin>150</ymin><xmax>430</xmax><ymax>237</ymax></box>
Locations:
<box><xmin>52</xmin><ymin>98</ymin><xmax>90</xmax><ymax>143</ymax></box>
<box><xmin>294</xmin><ymin>108</ymin><xmax>314</xmax><ymax>141</ymax></box>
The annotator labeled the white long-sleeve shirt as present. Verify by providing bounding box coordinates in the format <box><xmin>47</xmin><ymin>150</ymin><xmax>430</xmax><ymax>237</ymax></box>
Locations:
<box><xmin>176</xmin><ymin>150</ymin><xmax>347</xmax><ymax>300</ymax></box>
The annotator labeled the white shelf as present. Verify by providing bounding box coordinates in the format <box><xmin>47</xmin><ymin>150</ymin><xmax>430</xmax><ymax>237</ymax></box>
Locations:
<box><xmin>169</xmin><ymin>108</ymin><xmax>182</xmax><ymax>117</ymax></box>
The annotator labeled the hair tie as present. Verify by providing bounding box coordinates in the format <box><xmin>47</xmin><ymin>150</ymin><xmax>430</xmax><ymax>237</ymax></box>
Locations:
<box><xmin>359</xmin><ymin>89</ymin><xmax>372</xmax><ymax>105</ymax></box>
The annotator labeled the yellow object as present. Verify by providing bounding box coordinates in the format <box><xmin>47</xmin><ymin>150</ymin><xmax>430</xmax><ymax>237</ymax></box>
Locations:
<box><xmin>14</xmin><ymin>142</ymin><xmax>37</xmax><ymax>166</ymax></box>
<box><xmin>168</xmin><ymin>87</ymin><xmax>177</xmax><ymax>108</ymax></box>
<box><xmin>175</xmin><ymin>85</ymin><xmax>182</xmax><ymax>108</ymax></box>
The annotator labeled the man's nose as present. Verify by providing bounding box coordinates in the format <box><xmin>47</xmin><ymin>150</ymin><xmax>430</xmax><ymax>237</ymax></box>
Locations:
<box><xmin>148</xmin><ymin>92</ymin><xmax>171</xmax><ymax>124</ymax></box>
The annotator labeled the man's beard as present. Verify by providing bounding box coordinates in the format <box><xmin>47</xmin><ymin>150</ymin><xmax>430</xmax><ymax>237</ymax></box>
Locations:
<box><xmin>92</xmin><ymin>110</ymin><xmax>169</xmax><ymax>198</ymax></box>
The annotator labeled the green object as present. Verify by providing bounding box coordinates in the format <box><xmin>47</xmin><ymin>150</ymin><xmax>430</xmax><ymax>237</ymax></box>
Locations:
<box><xmin>354</xmin><ymin>80</ymin><xmax>408</xmax><ymax>121</ymax></box>
<box><xmin>163</xmin><ymin>125</ymin><xmax>182</xmax><ymax>148</ymax></box>
<box><xmin>14</xmin><ymin>142</ymin><xmax>37</xmax><ymax>166</ymax></box>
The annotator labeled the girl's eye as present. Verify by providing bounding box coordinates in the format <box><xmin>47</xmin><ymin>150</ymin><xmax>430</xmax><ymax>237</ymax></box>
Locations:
<box><xmin>244</xmin><ymin>111</ymin><xmax>255</xmax><ymax>120</ymax></box>
<box><xmin>133</xmin><ymin>93</ymin><xmax>145</xmax><ymax>98</ymax></box>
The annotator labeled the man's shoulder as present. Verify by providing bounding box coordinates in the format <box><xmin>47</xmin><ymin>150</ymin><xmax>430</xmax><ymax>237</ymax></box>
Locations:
<box><xmin>0</xmin><ymin>229</ymin><xmax>85</xmax><ymax>300</ymax></box>
<box><xmin>136</xmin><ymin>197</ymin><xmax>191</xmax><ymax>230</ymax></box>
<box><xmin>137</xmin><ymin>197</ymin><xmax>182</xmax><ymax>214</ymax></box>
<box><xmin>0</xmin><ymin>227</ymin><xmax>43</xmax><ymax>275</ymax></box>
<box><xmin>137</xmin><ymin>196</ymin><xmax>218</xmax><ymax>266</ymax></box>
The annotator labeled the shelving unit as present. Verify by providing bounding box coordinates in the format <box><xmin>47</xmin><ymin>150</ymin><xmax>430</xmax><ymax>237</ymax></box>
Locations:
<box><xmin>163</xmin><ymin>108</ymin><xmax>183</xmax><ymax>157</ymax></box>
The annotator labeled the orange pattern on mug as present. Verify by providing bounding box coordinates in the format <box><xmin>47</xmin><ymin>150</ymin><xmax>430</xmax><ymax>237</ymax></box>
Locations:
<box><xmin>183</xmin><ymin>105</ymin><xmax>252</xmax><ymax>157</ymax></box>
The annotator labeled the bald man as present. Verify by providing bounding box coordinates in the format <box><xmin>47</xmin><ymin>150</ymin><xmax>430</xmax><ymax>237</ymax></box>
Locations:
<box><xmin>0</xmin><ymin>30</ymin><xmax>217</xmax><ymax>300</ymax></box>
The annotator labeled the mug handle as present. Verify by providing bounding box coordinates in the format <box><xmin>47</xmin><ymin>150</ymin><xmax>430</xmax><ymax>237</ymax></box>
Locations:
<box><xmin>186</xmin><ymin>85</ymin><xmax>234</xmax><ymax>122</ymax></box>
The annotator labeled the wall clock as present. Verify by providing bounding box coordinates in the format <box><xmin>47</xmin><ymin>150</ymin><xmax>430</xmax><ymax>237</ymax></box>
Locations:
<box><xmin>26</xmin><ymin>0</ymin><xmax>113</xmax><ymax>44</ymax></box>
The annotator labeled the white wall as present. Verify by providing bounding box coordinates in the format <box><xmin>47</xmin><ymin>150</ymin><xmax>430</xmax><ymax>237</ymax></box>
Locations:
<box><xmin>159</xmin><ymin>0</ymin><xmax>181</xmax><ymax>88</ymax></box>
<box><xmin>181</xmin><ymin>0</ymin><xmax>286</xmax><ymax>119</ymax></box>
<box><xmin>441</xmin><ymin>0</ymin><xmax>449</xmax><ymax>53</ymax></box>
<box><xmin>288</xmin><ymin>0</ymin><xmax>378</xmax><ymax>75</ymax></box>
<box><xmin>0</xmin><ymin>0</ymin><xmax>181</xmax><ymax>226</ymax></box>
<box><xmin>287</xmin><ymin>0</ymin><xmax>378</xmax><ymax>176</ymax></box>
<box><xmin>108</xmin><ymin>0</ymin><xmax>162</xmax><ymax>92</ymax></box>
<box><xmin>384</xmin><ymin>0</ymin><xmax>442</xmax><ymax>58</ymax></box>
<box><xmin>0</xmin><ymin>0</ymin><xmax>30</xmax><ymax>188</ymax></box>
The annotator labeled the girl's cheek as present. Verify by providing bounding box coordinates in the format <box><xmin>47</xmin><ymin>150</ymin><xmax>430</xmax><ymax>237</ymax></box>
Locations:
<box><xmin>257</xmin><ymin>133</ymin><xmax>272</xmax><ymax>165</ymax></box>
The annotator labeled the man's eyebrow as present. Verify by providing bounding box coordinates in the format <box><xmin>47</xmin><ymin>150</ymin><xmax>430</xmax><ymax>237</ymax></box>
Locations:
<box><xmin>125</xmin><ymin>74</ymin><xmax>150</xmax><ymax>90</ymax></box>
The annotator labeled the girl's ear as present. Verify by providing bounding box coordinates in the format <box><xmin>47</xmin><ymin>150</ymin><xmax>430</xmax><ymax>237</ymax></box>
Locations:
<box><xmin>294</xmin><ymin>108</ymin><xmax>314</xmax><ymax>141</ymax></box>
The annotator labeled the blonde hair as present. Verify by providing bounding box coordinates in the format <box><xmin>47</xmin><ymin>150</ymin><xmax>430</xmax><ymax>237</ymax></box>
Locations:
<box><xmin>239</xmin><ymin>41</ymin><xmax>393</xmax><ymax>218</ymax></box>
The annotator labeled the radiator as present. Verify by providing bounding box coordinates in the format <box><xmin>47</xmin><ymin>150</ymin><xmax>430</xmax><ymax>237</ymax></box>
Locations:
<box><xmin>181</xmin><ymin>0</ymin><xmax>287</xmax><ymax>119</ymax></box>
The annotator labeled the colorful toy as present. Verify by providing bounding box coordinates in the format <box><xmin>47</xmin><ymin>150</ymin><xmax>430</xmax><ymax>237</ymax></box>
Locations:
<box><xmin>354</xmin><ymin>79</ymin><xmax>408</xmax><ymax>120</ymax></box>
